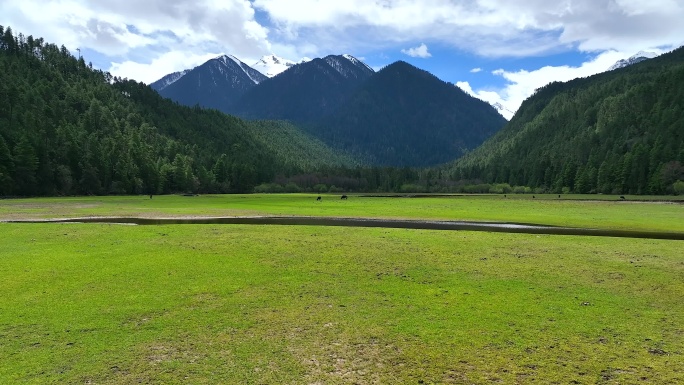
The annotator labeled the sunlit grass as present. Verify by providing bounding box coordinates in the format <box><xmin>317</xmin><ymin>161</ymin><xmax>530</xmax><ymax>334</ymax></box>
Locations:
<box><xmin>1</xmin><ymin>223</ymin><xmax>683</xmax><ymax>383</ymax></box>
<box><xmin>1</xmin><ymin>193</ymin><xmax>682</xmax><ymax>232</ymax></box>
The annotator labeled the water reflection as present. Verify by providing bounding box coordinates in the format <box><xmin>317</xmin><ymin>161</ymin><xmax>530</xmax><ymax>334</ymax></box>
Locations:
<box><xmin>9</xmin><ymin>216</ymin><xmax>683</xmax><ymax>241</ymax></box>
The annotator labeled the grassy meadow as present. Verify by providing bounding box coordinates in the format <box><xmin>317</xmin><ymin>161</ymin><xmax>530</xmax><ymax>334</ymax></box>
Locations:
<box><xmin>1</xmin><ymin>194</ymin><xmax>683</xmax><ymax>383</ymax></box>
<box><xmin>1</xmin><ymin>193</ymin><xmax>683</xmax><ymax>231</ymax></box>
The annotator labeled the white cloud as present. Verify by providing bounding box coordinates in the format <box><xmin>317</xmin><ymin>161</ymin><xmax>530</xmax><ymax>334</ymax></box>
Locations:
<box><xmin>253</xmin><ymin>0</ymin><xmax>684</xmax><ymax>57</ymax></box>
<box><xmin>457</xmin><ymin>48</ymin><xmax>667</xmax><ymax>120</ymax></box>
<box><xmin>2</xmin><ymin>0</ymin><xmax>682</xmax><ymax>89</ymax></box>
<box><xmin>470</xmin><ymin>67</ymin><xmax>482</xmax><ymax>73</ymax></box>
<box><xmin>0</xmin><ymin>0</ymin><xmax>275</xmax><ymax>82</ymax></box>
<box><xmin>457</xmin><ymin>81</ymin><xmax>513</xmax><ymax>120</ymax></box>
<box><xmin>110</xmin><ymin>51</ymin><xmax>221</xmax><ymax>83</ymax></box>
<box><xmin>401</xmin><ymin>43</ymin><xmax>431</xmax><ymax>58</ymax></box>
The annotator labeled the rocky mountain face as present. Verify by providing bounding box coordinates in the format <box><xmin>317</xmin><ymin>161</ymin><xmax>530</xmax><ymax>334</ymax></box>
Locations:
<box><xmin>608</xmin><ymin>51</ymin><xmax>658</xmax><ymax>71</ymax></box>
<box><xmin>229</xmin><ymin>54</ymin><xmax>376</xmax><ymax>122</ymax></box>
<box><xmin>150</xmin><ymin>70</ymin><xmax>190</xmax><ymax>92</ymax></box>
<box><xmin>151</xmin><ymin>55</ymin><xmax>267</xmax><ymax>112</ymax></box>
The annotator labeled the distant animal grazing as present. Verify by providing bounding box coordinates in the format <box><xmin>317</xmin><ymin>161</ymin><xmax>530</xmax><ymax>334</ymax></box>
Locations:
<box><xmin>504</xmin><ymin>194</ymin><xmax>506</xmax><ymax>198</ymax></box>
<box><xmin>341</xmin><ymin>195</ymin><xmax>348</xmax><ymax>200</ymax></box>
<box><xmin>316</xmin><ymin>196</ymin><xmax>322</xmax><ymax>201</ymax></box>
<box><xmin>558</xmin><ymin>195</ymin><xmax>561</xmax><ymax>198</ymax></box>
<box><xmin>532</xmin><ymin>195</ymin><xmax>535</xmax><ymax>199</ymax></box>
<box><xmin>620</xmin><ymin>195</ymin><xmax>626</xmax><ymax>200</ymax></box>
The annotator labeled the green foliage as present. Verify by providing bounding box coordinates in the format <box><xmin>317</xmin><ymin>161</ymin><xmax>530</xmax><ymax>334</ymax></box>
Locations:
<box><xmin>246</xmin><ymin>120</ymin><xmax>358</xmax><ymax>170</ymax></box>
<box><xmin>0</xmin><ymin>26</ymin><xmax>357</xmax><ymax>196</ymax></box>
<box><xmin>448</xmin><ymin>47</ymin><xmax>684</xmax><ymax>195</ymax></box>
<box><xmin>312</xmin><ymin>183</ymin><xmax>328</xmax><ymax>193</ymax></box>
<box><xmin>488</xmin><ymin>183</ymin><xmax>512</xmax><ymax>194</ymax></box>
<box><xmin>253</xmin><ymin>183</ymin><xmax>285</xmax><ymax>193</ymax></box>
<box><xmin>399</xmin><ymin>184</ymin><xmax>426</xmax><ymax>193</ymax></box>
<box><xmin>674</xmin><ymin>180</ymin><xmax>684</xmax><ymax>195</ymax></box>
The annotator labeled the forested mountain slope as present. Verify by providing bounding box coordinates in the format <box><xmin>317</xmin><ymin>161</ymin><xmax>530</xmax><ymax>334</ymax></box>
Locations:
<box><xmin>0</xmin><ymin>26</ymin><xmax>354</xmax><ymax>196</ymax></box>
<box><xmin>313</xmin><ymin>61</ymin><xmax>507</xmax><ymax>166</ymax></box>
<box><xmin>448</xmin><ymin>46</ymin><xmax>684</xmax><ymax>194</ymax></box>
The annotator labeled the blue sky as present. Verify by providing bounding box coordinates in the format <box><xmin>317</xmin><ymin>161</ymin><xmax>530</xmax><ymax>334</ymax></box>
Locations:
<box><xmin>2</xmin><ymin>0</ymin><xmax>683</xmax><ymax>119</ymax></box>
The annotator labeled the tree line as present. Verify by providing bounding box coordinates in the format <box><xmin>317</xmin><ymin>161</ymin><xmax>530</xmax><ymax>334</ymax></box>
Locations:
<box><xmin>0</xmin><ymin>26</ymin><xmax>357</xmax><ymax>196</ymax></box>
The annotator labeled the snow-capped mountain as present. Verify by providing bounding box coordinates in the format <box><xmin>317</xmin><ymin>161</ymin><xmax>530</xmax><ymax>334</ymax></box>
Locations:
<box><xmin>231</xmin><ymin>54</ymin><xmax>375</xmax><ymax>122</ymax></box>
<box><xmin>151</xmin><ymin>54</ymin><xmax>267</xmax><ymax>112</ymax></box>
<box><xmin>324</xmin><ymin>54</ymin><xmax>375</xmax><ymax>80</ymax></box>
<box><xmin>342</xmin><ymin>54</ymin><xmax>374</xmax><ymax>73</ymax></box>
<box><xmin>149</xmin><ymin>69</ymin><xmax>190</xmax><ymax>92</ymax></box>
<box><xmin>609</xmin><ymin>51</ymin><xmax>659</xmax><ymax>71</ymax></box>
<box><xmin>218</xmin><ymin>55</ymin><xmax>268</xmax><ymax>85</ymax></box>
<box><xmin>150</xmin><ymin>53</ymin><xmax>376</xmax><ymax>118</ymax></box>
<box><xmin>252</xmin><ymin>54</ymin><xmax>310</xmax><ymax>77</ymax></box>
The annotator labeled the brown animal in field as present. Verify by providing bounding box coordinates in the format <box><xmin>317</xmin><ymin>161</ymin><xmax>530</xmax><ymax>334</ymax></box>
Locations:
<box><xmin>316</xmin><ymin>196</ymin><xmax>322</xmax><ymax>201</ymax></box>
<box><xmin>341</xmin><ymin>195</ymin><xmax>348</xmax><ymax>200</ymax></box>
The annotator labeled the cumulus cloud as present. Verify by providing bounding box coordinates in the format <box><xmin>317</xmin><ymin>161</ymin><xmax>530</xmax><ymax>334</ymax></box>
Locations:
<box><xmin>470</xmin><ymin>67</ymin><xmax>482</xmax><ymax>73</ymax></box>
<box><xmin>253</xmin><ymin>0</ymin><xmax>684</xmax><ymax>57</ymax></box>
<box><xmin>401</xmin><ymin>43</ymin><xmax>431</xmax><ymax>58</ymax></box>
<box><xmin>0</xmin><ymin>0</ymin><xmax>274</xmax><ymax>82</ymax></box>
<box><xmin>2</xmin><ymin>0</ymin><xmax>682</xmax><ymax>88</ymax></box>
<box><xmin>110</xmin><ymin>51</ymin><xmax>221</xmax><ymax>83</ymax></box>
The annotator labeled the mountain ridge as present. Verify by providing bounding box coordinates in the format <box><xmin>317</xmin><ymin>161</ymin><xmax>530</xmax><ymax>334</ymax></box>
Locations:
<box><xmin>152</xmin><ymin>54</ymin><xmax>267</xmax><ymax>112</ymax></box>
<box><xmin>449</xmin><ymin>46</ymin><xmax>684</xmax><ymax>194</ymax></box>
<box><xmin>228</xmin><ymin>54</ymin><xmax>376</xmax><ymax>123</ymax></box>
<box><xmin>150</xmin><ymin>54</ymin><xmax>506</xmax><ymax>167</ymax></box>
<box><xmin>608</xmin><ymin>51</ymin><xmax>658</xmax><ymax>71</ymax></box>
<box><xmin>312</xmin><ymin>60</ymin><xmax>506</xmax><ymax>166</ymax></box>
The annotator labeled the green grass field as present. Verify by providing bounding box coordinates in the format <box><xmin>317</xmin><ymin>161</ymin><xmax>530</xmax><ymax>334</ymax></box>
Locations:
<box><xmin>1</xmin><ymin>195</ymin><xmax>683</xmax><ymax>383</ymax></box>
<box><xmin>1</xmin><ymin>193</ymin><xmax>683</xmax><ymax>231</ymax></box>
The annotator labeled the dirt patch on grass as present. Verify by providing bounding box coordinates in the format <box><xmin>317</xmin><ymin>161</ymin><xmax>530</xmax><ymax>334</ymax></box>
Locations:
<box><xmin>285</xmin><ymin>327</ymin><xmax>413</xmax><ymax>385</ymax></box>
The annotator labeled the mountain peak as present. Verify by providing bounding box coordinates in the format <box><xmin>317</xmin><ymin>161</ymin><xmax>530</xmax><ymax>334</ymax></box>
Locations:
<box><xmin>252</xmin><ymin>54</ymin><xmax>310</xmax><ymax>78</ymax></box>
<box><xmin>608</xmin><ymin>51</ymin><xmax>659</xmax><ymax>71</ymax></box>
<box><xmin>211</xmin><ymin>54</ymin><xmax>267</xmax><ymax>84</ymax></box>
<box><xmin>342</xmin><ymin>54</ymin><xmax>374</xmax><ymax>72</ymax></box>
<box><xmin>322</xmin><ymin>54</ymin><xmax>375</xmax><ymax>79</ymax></box>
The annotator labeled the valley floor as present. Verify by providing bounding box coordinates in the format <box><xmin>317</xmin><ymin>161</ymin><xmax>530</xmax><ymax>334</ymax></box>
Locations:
<box><xmin>1</xmin><ymin>195</ymin><xmax>682</xmax><ymax>383</ymax></box>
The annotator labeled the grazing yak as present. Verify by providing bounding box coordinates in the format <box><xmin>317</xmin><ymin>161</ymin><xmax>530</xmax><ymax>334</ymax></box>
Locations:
<box><xmin>341</xmin><ymin>195</ymin><xmax>348</xmax><ymax>200</ymax></box>
<box><xmin>316</xmin><ymin>196</ymin><xmax>322</xmax><ymax>201</ymax></box>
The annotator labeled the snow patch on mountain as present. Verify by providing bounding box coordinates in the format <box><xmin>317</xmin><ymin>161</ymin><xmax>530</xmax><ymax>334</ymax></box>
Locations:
<box><xmin>324</xmin><ymin>55</ymin><xmax>375</xmax><ymax>78</ymax></box>
<box><xmin>253</xmin><ymin>54</ymin><xmax>308</xmax><ymax>77</ymax></box>
<box><xmin>219</xmin><ymin>55</ymin><xmax>267</xmax><ymax>84</ymax></box>
<box><xmin>342</xmin><ymin>54</ymin><xmax>374</xmax><ymax>73</ymax></box>
<box><xmin>150</xmin><ymin>70</ymin><xmax>190</xmax><ymax>91</ymax></box>
<box><xmin>324</xmin><ymin>56</ymin><xmax>349</xmax><ymax>76</ymax></box>
<box><xmin>609</xmin><ymin>51</ymin><xmax>658</xmax><ymax>71</ymax></box>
